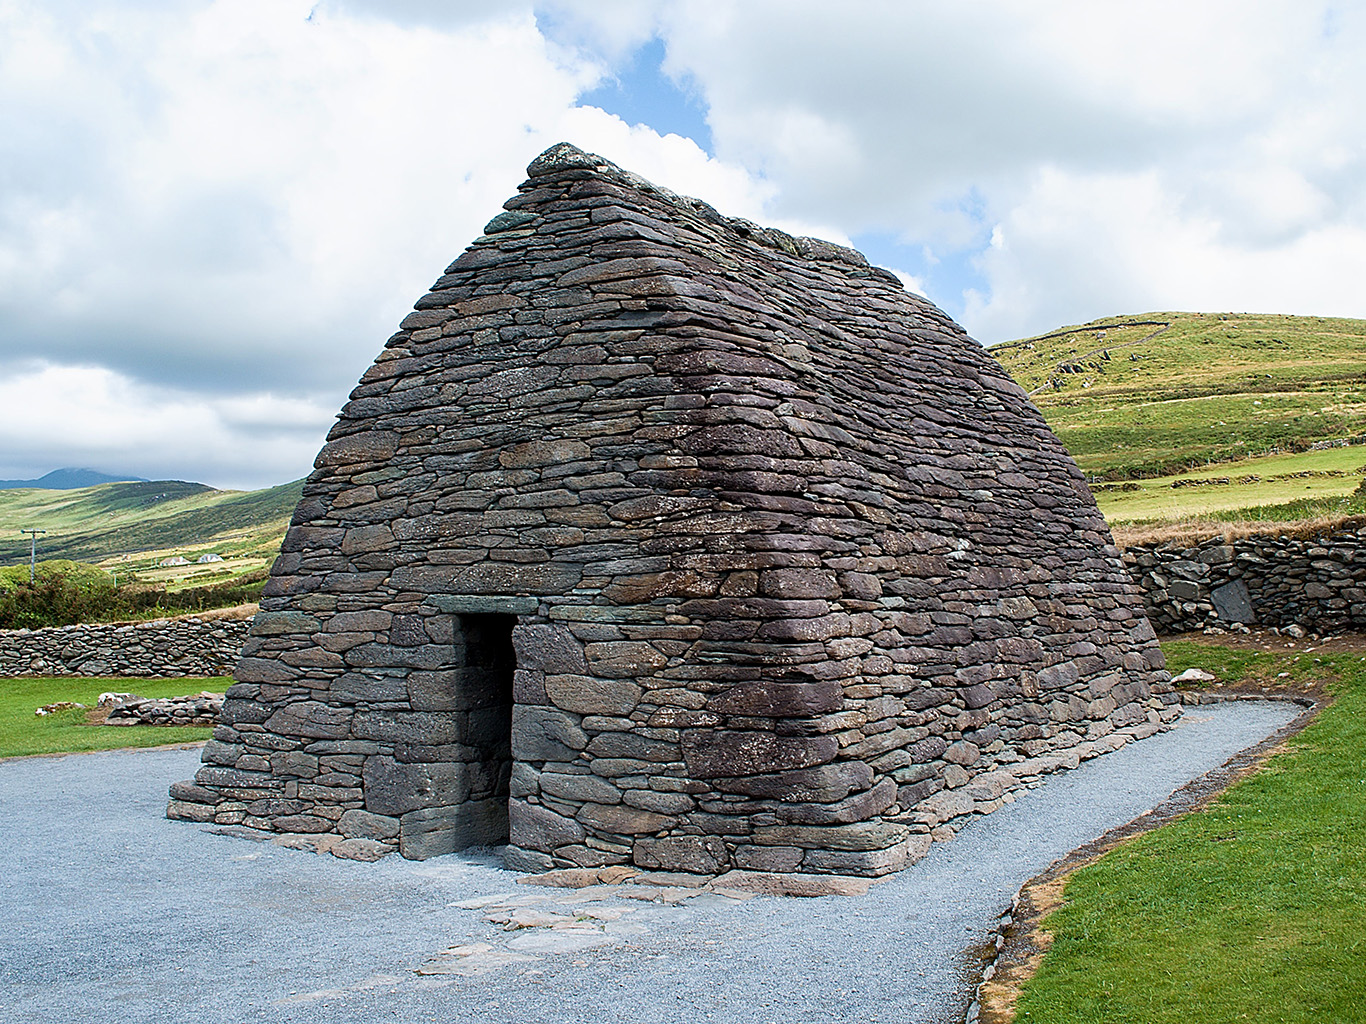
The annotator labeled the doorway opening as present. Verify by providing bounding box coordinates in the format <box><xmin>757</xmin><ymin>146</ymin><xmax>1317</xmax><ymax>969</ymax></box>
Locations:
<box><xmin>455</xmin><ymin>612</ymin><xmax>516</xmax><ymax>843</ymax></box>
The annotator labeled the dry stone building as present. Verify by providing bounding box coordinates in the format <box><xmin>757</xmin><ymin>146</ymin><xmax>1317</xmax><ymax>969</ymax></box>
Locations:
<box><xmin>168</xmin><ymin>143</ymin><xmax>1175</xmax><ymax>876</ymax></box>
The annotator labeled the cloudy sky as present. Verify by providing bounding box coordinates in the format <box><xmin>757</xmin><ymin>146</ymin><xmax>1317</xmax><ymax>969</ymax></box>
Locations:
<box><xmin>2</xmin><ymin>0</ymin><xmax>1363</xmax><ymax>489</ymax></box>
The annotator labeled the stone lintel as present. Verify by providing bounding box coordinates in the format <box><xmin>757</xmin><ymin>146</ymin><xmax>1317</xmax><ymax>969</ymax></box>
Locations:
<box><xmin>428</xmin><ymin>595</ymin><xmax>539</xmax><ymax>615</ymax></box>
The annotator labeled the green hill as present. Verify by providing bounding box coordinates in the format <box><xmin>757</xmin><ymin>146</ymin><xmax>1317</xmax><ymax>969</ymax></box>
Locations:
<box><xmin>0</xmin><ymin>478</ymin><xmax>303</xmax><ymax>568</ymax></box>
<box><xmin>990</xmin><ymin>312</ymin><xmax>1366</xmax><ymax>527</ymax></box>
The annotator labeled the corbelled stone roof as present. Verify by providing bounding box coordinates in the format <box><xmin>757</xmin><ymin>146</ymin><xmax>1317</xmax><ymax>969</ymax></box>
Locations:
<box><xmin>169</xmin><ymin>143</ymin><xmax>1175</xmax><ymax>876</ymax></box>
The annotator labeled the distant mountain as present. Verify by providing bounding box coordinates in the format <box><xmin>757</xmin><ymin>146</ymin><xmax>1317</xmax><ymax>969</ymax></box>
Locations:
<box><xmin>0</xmin><ymin>468</ymin><xmax>147</xmax><ymax>490</ymax></box>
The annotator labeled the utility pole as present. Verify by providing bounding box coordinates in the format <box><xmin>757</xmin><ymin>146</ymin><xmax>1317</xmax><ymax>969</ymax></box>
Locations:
<box><xmin>20</xmin><ymin>529</ymin><xmax>45</xmax><ymax>582</ymax></box>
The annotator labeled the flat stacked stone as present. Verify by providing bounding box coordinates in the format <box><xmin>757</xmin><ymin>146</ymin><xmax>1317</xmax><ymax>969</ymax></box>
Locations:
<box><xmin>1123</xmin><ymin>524</ymin><xmax>1366</xmax><ymax>634</ymax></box>
<box><xmin>0</xmin><ymin>618</ymin><xmax>248</xmax><ymax>678</ymax></box>
<box><xmin>103</xmin><ymin>691</ymin><xmax>223</xmax><ymax>727</ymax></box>
<box><xmin>168</xmin><ymin>143</ymin><xmax>1174</xmax><ymax>874</ymax></box>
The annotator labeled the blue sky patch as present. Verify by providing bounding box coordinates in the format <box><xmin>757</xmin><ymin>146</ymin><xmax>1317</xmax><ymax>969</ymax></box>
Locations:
<box><xmin>576</xmin><ymin>38</ymin><xmax>714</xmax><ymax>155</ymax></box>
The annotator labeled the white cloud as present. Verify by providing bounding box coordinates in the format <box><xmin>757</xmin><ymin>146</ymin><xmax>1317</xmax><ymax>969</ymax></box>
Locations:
<box><xmin>965</xmin><ymin>165</ymin><xmax>1366</xmax><ymax>340</ymax></box>
<box><xmin>0</xmin><ymin>1</ymin><xmax>603</xmax><ymax>390</ymax></box>
<box><xmin>533</xmin><ymin>0</ymin><xmax>664</xmax><ymax>63</ymax></box>
<box><xmin>0</xmin><ymin>362</ymin><xmax>334</xmax><ymax>488</ymax></box>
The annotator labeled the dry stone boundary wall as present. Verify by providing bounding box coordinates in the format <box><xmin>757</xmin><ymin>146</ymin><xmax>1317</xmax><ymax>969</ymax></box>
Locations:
<box><xmin>0</xmin><ymin>618</ymin><xmax>248</xmax><ymax>678</ymax></box>
<box><xmin>1123</xmin><ymin>524</ymin><xmax>1366</xmax><ymax>634</ymax></box>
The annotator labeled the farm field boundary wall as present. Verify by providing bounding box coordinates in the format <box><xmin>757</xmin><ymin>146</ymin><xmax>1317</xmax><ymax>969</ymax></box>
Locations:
<box><xmin>0</xmin><ymin>618</ymin><xmax>249</xmax><ymax>678</ymax></box>
<box><xmin>1123</xmin><ymin>524</ymin><xmax>1366</xmax><ymax>634</ymax></box>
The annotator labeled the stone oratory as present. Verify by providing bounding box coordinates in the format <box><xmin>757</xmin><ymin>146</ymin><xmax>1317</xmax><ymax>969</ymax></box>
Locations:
<box><xmin>169</xmin><ymin>143</ymin><xmax>1176</xmax><ymax>876</ymax></box>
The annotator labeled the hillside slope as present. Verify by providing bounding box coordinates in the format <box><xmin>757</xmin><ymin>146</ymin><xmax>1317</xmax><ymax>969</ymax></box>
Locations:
<box><xmin>0</xmin><ymin>479</ymin><xmax>303</xmax><ymax>566</ymax></box>
<box><xmin>991</xmin><ymin>312</ymin><xmax>1366</xmax><ymax>526</ymax></box>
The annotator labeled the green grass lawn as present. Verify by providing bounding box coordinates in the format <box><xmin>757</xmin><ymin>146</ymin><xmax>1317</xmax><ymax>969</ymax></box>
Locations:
<box><xmin>1013</xmin><ymin>642</ymin><xmax>1366</xmax><ymax>1023</ymax></box>
<box><xmin>0</xmin><ymin>677</ymin><xmax>222</xmax><ymax>758</ymax></box>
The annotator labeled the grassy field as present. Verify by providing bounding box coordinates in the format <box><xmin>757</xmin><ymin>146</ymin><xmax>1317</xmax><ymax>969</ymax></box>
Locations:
<box><xmin>991</xmin><ymin>313</ymin><xmax>1366</xmax><ymax>527</ymax></box>
<box><xmin>0</xmin><ymin>677</ymin><xmax>222</xmax><ymax>758</ymax></box>
<box><xmin>0</xmin><ymin>478</ymin><xmax>300</xmax><ymax>581</ymax></box>
<box><xmin>103</xmin><ymin>549</ymin><xmax>272</xmax><ymax>594</ymax></box>
<box><xmin>1011</xmin><ymin>641</ymin><xmax>1366</xmax><ymax>1023</ymax></box>
<box><xmin>1092</xmin><ymin>445</ymin><xmax>1366</xmax><ymax>525</ymax></box>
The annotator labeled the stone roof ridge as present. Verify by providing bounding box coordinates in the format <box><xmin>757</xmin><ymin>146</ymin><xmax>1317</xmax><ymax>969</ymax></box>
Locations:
<box><xmin>520</xmin><ymin>142</ymin><xmax>903</xmax><ymax>286</ymax></box>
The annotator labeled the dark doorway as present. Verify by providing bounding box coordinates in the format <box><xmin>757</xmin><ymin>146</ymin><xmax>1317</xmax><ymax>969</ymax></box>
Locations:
<box><xmin>455</xmin><ymin>613</ymin><xmax>516</xmax><ymax>843</ymax></box>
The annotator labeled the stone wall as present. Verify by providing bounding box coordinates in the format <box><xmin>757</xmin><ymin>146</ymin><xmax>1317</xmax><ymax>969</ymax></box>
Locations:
<box><xmin>0</xmin><ymin>618</ymin><xmax>248</xmax><ymax>678</ymax></box>
<box><xmin>169</xmin><ymin>143</ymin><xmax>1175</xmax><ymax>876</ymax></box>
<box><xmin>1122</xmin><ymin>523</ymin><xmax>1366</xmax><ymax>634</ymax></box>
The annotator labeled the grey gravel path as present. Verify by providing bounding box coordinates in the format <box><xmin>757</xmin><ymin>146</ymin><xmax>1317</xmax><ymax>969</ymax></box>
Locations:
<box><xmin>1</xmin><ymin>700</ymin><xmax>1298</xmax><ymax>1024</ymax></box>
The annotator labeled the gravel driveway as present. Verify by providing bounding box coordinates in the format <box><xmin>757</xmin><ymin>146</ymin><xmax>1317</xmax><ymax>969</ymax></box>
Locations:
<box><xmin>1</xmin><ymin>700</ymin><xmax>1299</xmax><ymax>1024</ymax></box>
